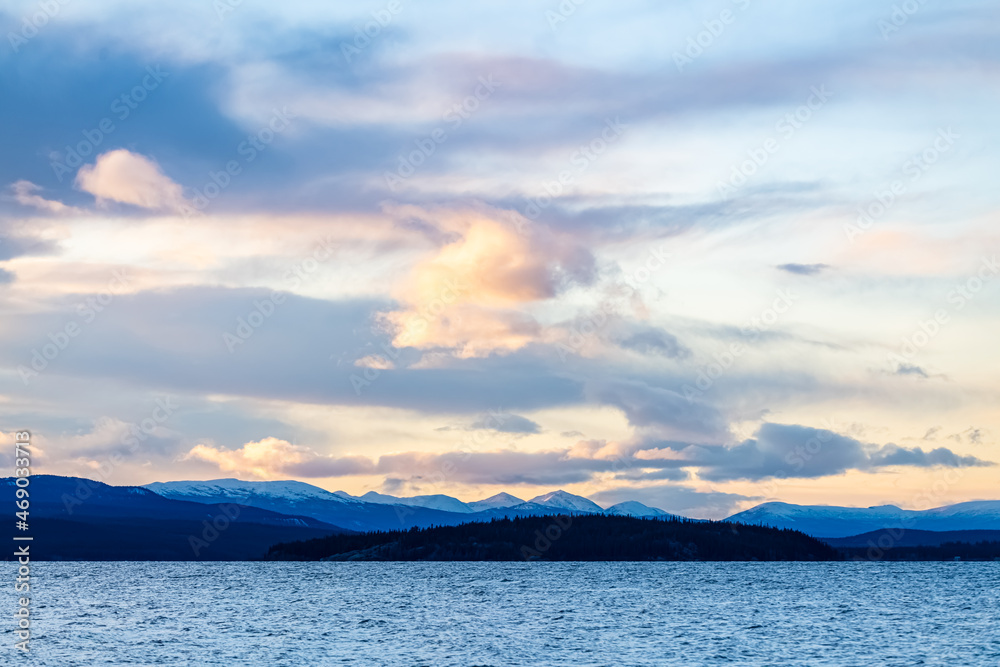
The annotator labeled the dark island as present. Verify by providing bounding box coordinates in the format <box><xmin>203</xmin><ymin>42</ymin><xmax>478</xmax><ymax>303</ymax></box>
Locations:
<box><xmin>266</xmin><ymin>514</ymin><xmax>842</xmax><ymax>561</ymax></box>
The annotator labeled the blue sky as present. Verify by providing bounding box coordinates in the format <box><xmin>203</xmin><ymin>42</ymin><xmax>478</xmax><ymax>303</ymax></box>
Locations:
<box><xmin>0</xmin><ymin>0</ymin><xmax>997</xmax><ymax>517</ymax></box>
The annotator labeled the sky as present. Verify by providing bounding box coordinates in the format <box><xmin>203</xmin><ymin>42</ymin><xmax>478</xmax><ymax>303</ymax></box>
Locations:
<box><xmin>0</xmin><ymin>0</ymin><xmax>997</xmax><ymax>519</ymax></box>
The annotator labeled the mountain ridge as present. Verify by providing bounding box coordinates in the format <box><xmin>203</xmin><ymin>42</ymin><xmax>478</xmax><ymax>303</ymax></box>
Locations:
<box><xmin>144</xmin><ymin>478</ymin><xmax>1000</xmax><ymax>537</ymax></box>
<box><xmin>726</xmin><ymin>500</ymin><xmax>1000</xmax><ymax>537</ymax></box>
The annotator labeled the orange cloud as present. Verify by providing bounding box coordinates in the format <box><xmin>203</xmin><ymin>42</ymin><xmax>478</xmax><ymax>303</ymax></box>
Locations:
<box><xmin>380</xmin><ymin>205</ymin><xmax>594</xmax><ymax>357</ymax></box>
<box><xmin>183</xmin><ymin>438</ymin><xmax>376</xmax><ymax>479</ymax></box>
<box><xmin>184</xmin><ymin>437</ymin><xmax>311</xmax><ymax>479</ymax></box>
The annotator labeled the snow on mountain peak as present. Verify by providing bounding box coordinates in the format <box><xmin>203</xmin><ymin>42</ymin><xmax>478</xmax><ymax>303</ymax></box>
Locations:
<box><xmin>358</xmin><ymin>491</ymin><xmax>474</xmax><ymax>514</ymax></box>
<box><xmin>603</xmin><ymin>501</ymin><xmax>671</xmax><ymax>517</ymax></box>
<box><xmin>144</xmin><ymin>479</ymin><xmax>360</xmax><ymax>505</ymax></box>
<box><xmin>726</xmin><ymin>499</ymin><xmax>1000</xmax><ymax>537</ymax></box>
<box><xmin>467</xmin><ymin>493</ymin><xmax>525</xmax><ymax>512</ymax></box>
<box><xmin>528</xmin><ymin>490</ymin><xmax>604</xmax><ymax>513</ymax></box>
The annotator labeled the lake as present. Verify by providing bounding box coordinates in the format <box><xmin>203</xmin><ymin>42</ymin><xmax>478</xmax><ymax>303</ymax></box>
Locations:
<box><xmin>6</xmin><ymin>562</ymin><xmax>998</xmax><ymax>665</ymax></box>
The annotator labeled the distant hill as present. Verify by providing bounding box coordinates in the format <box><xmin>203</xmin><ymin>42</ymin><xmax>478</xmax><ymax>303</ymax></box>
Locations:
<box><xmin>357</xmin><ymin>490</ymin><xmax>475</xmax><ymax>514</ymax></box>
<box><xmin>726</xmin><ymin>501</ymin><xmax>1000</xmax><ymax>537</ymax></box>
<box><xmin>467</xmin><ymin>492</ymin><xmax>525</xmax><ymax>512</ymax></box>
<box><xmin>266</xmin><ymin>514</ymin><xmax>841</xmax><ymax>562</ymax></box>
<box><xmin>3</xmin><ymin>475</ymin><xmax>349</xmax><ymax>560</ymax></box>
<box><xmin>824</xmin><ymin>529</ymin><xmax>1000</xmax><ymax>548</ymax></box>
<box><xmin>527</xmin><ymin>490</ymin><xmax>604</xmax><ymax>513</ymax></box>
<box><xmin>604</xmin><ymin>500</ymin><xmax>675</xmax><ymax>518</ymax></box>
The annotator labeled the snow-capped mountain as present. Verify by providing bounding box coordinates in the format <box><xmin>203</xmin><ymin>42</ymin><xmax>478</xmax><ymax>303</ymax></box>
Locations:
<box><xmin>920</xmin><ymin>500</ymin><xmax>1000</xmax><ymax>519</ymax></box>
<box><xmin>528</xmin><ymin>490</ymin><xmax>605</xmax><ymax>513</ymax></box>
<box><xmin>725</xmin><ymin>501</ymin><xmax>1000</xmax><ymax>537</ymax></box>
<box><xmin>143</xmin><ymin>479</ymin><xmax>660</xmax><ymax>530</ymax></box>
<box><xmin>144</xmin><ymin>479</ymin><xmax>477</xmax><ymax>532</ymax></box>
<box><xmin>357</xmin><ymin>491</ymin><xmax>474</xmax><ymax>514</ymax></box>
<box><xmin>146</xmin><ymin>478</ymin><xmax>363</xmax><ymax>505</ymax></box>
<box><xmin>467</xmin><ymin>492</ymin><xmax>525</xmax><ymax>512</ymax></box>
<box><xmin>603</xmin><ymin>501</ymin><xmax>672</xmax><ymax>518</ymax></box>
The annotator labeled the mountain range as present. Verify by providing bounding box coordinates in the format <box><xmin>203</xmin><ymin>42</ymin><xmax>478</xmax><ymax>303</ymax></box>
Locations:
<box><xmin>146</xmin><ymin>479</ymin><xmax>1000</xmax><ymax>537</ymax></box>
<box><xmin>725</xmin><ymin>500</ymin><xmax>1000</xmax><ymax>537</ymax></box>
<box><xmin>6</xmin><ymin>475</ymin><xmax>349</xmax><ymax>560</ymax></box>
<box><xmin>145</xmin><ymin>479</ymin><xmax>672</xmax><ymax>532</ymax></box>
<box><xmin>9</xmin><ymin>474</ymin><xmax>1000</xmax><ymax>560</ymax></box>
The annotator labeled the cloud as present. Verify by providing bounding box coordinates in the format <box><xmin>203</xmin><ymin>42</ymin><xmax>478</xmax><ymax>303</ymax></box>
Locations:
<box><xmin>776</xmin><ymin>263</ymin><xmax>829</xmax><ymax>276</ymax></box>
<box><xmin>76</xmin><ymin>150</ymin><xmax>189</xmax><ymax>212</ymax></box>
<box><xmin>0</xmin><ymin>285</ymin><xmax>585</xmax><ymax>414</ymax></box>
<box><xmin>586</xmin><ymin>378</ymin><xmax>729</xmax><ymax>441</ymax></box>
<box><xmin>615</xmin><ymin>325</ymin><xmax>689</xmax><ymax>359</ymax></box>
<box><xmin>869</xmin><ymin>445</ymin><xmax>990</xmax><ymax>468</ymax></box>
<box><xmin>669</xmin><ymin>423</ymin><xmax>994</xmax><ymax>482</ymax></box>
<box><xmin>0</xmin><ymin>232</ymin><xmax>59</xmax><ymax>261</ymax></box>
<box><xmin>184</xmin><ymin>438</ymin><xmax>376</xmax><ymax>480</ymax></box>
<box><xmin>9</xmin><ymin>181</ymin><xmax>76</xmax><ymax>213</ymax></box>
<box><xmin>949</xmin><ymin>428</ymin><xmax>986</xmax><ymax>445</ymax></box>
<box><xmin>588</xmin><ymin>484</ymin><xmax>752</xmax><ymax>519</ymax></box>
<box><xmin>894</xmin><ymin>363</ymin><xmax>929</xmax><ymax>378</ymax></box>
<box><xmin>184</xmin><ymin>437</ymin><xmax>669</xmax><ymax>487</ymax></box>
<box><xmin>468</xmin><ymin>413</ymin><xmax>541</xmax><ymax>434</ymax></box>
<box><xmin>355</xmin><ymin>355</ymin><xmax>395</xmax><ymax>370</ymax></box>
<box><xmin>379</xmin><ymin>204</ymin><xmax>595</xmax><ymax>358</ymax></box>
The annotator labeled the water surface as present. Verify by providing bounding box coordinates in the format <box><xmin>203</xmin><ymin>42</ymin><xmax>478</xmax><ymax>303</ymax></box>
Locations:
<box><xmin>6</xmin><ymin>562</ymin><xmax>998</xmax><ymax>665</ymax></box>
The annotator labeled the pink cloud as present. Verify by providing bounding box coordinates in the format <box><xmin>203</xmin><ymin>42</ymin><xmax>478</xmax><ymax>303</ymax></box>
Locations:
<box><xmin>76</xmin><ymin>149</ymin><xmax>189</xmax><ymax>212</ymax></box>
